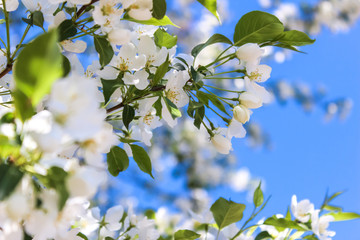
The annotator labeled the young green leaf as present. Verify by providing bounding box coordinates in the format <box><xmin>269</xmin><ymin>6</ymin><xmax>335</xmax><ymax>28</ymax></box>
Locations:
<box><xmin>130</xmin><ymin>144</ymin><xmax>154</xmax><ymax>178</ymax></box>
<box><xmin>234</xmin><ymin>11</ymin><xmax>284</xmax><ymax>46</ymax></box>
<box><xmin>123</xmin><ymin>15</ymin><xmax>179</xmax><ymax>28</ymax></box>
<box><xmin>153</xmin><ymin>56</ymin><xmax>170</xmax><ymax>85</ymax></box>
<box><xmin>107</xmin><ymin>146</ymin><xmax>130</xmax><ymax>176</ymax></box>
<box><xmin>153</xmin><ymin>97</ymin><xmax>163</xmax><ymax>118</ymax></box>
<box><xmin>13</xmin><ymin>30</ymin><xmax>62</xmax><ymax>121</ymax></box>
<box><xmin>326</xmin><ymin>212</ymin><xmax>360</xmax><ymax>221</ymax></box>
<box><xmin>164</xmin><ymin>97</ymin><xmax>182</xmax><ymax>119</ymax></box>
<box><xmin>191</xmin><ymin>33</ymin><xmax>232</xmax><ymax>58</ymax></box>
<box><xmin>152</xmin><ymin>0</ymin><xmax>167</xmax><ymax>20</ymax></box>
<box><xmin>154</xmin><ymin>29</ymin><xmax>177</xmax><ymax>49</ymax></box>
<box><xmin>196</xmin><ymin>0</ymin><xmax>220</xmax><ymax>22</ymax></box>
<box><xmin>263</xmin><ymin>217</ymin><xmax>308</xmax><ymax>231</ymax></box>
<box><xmin>210</xmin><ymin>197</ymin><xmax>246</xmax><ymax>229</ymax></box>
<box><xmin>94</xmin><ymin>36</ymin><xmax>114</xmax><ymax>67</ymax></box>
<box><xmin>253</xmin><ymin>182</ymin><xmax>264</xmax><ymax>207</ymax></box>
<box><xmin>174</xmin><ymin>229</ymin><xmax>201</xmax><ymax>240</ymax></box>
<box><xmin>0</xmin><ymin>164</ymin><xmax>24</xmax><ymax>201</ymax></box>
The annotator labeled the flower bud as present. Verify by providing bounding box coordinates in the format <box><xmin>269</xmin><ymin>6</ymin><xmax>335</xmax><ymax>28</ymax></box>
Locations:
<box><xmin>233</xmin><ymin>105</ymin><xmax>250</xmax><ymax>124</ymax></box>
<box><xmin>211</xmin><ymin>134</ymin><xmax>232</xmax><ymax>154</ymax></box>
<box><xmin>235</xmin><ymin>43</ymin><xmax>264</xmax><ymax>66</ymax></box>
<box><xmin>239</xmin><ymin>92</ymin><xmax>262</xmax><ymax>109</ymax></box>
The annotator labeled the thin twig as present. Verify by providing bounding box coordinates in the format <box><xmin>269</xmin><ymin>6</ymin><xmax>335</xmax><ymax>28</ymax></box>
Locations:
<box><xmin>75</xmin><ymin>0</ymin><xmax>99</xmax><ymax>18</ymax></box>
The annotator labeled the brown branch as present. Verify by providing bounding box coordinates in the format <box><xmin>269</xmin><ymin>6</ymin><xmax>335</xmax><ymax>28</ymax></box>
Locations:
<box><xmin>106</xmin><ymin>85</ymin><xmax>166</xmax><ymax>114</ymax></box>
<box><xmin>76</xmin><ymin>0</ymin><xmax>99</xmax><ymax>18</ymax></box>
<box><xmin>0</xmin><ymin>64</ymin><xmax>12</xmax><ymax>79</ymax></box>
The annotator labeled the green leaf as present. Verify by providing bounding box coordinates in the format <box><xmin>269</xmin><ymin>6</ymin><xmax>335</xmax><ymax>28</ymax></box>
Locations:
<box><xmin>153</xmin><ymin>56</ymin><xmax>170</xmax><ymax>85</ymax></box>
<box><xmin>77</xmin><ymin>232</ymin><xmax>89</xmax><ymax>240</ymax></box>
<box><xmin>197</xmin><ymin>91</ymin><xmax>209</xmax><ymax>105</ymax></box>
<box><xmin>46</xmin><ymin>167</ymin><xmax>69</xmax><ymax>210</ymax></box>
<box><xmin>0</xmin><ymin>19</ymin><xmax>5</xmax><ymax>24</ymax></box>
<box><xmin>263</xmin><ymin>217</ymin><xmax>308</xmax><ymax>231</ymax></box>
<box><xmin>154</xmin><ymin>29</ymin><xmax>177</xmax><ymax>49</ymax></box>
<box><xmin>234</xmin><ymin>11</ymin><xmax>284</xmax><ymax>46</ymax></box>
<box><xmin>13</xmin><ymin>30</ymin><xmax>62</xmax><ymax>121</ymax></box>
<box><xmin>196</xmin><ymin>0</ymin><xmax>220</xmax><ymax>22</ymax></box>
<box><xmin>22</xmin><ymin>17</ymin><xmax>33</xmax><ymax>26</ymax></box>
<box><xmin>123</xmin><ymin>105</ymin><xmax>135</xmax><ymax>129</ymax></box>
<box><xmin>210</xmin><ymin>197</ymin><xmax>246</xmax><ymax>229</ymax></box>
<box><xmin>58</xmin><ymin>19</ymin><xmax>77</xmax><ymax>42</ymax></box>
<box><xmin>191</xmin><ymin>33</ymin><xmax>232</xmax><ymax>58</ymax></box>
<box><xmin>197</xmin><ymin>91</ymin><xmax>228</xmax><ymax>116</ymax></box>
<box><xmin>33</xmin><ymin>11</ymin><xmax>44</xmax><ymax>28</ymax></box>
<box><xmin>145</xmin><ymin>209</ymin><xmax>156</xmax><ymax>219</ymax></box>
<box><xmin>255</xmin><ymin>231</ymin><xmax>273</xmax><ymax>240</ymax></box>
<box><xmin>0</xmin><ymin>164</ymin><xmax>23</xmax><ymax>201</ymax></box>
<box><xmin>101</xmin><ymin>77</ymin><xmax>123</xmax><ymax>104</ymax></box>
<box><xmin>326</xmin><ymin>212</ymin><xmax>360</xmax><ymax>221</ymax></box>
<box><xmin>303</xmin><ymin>234</ymin><xmax>318</xmax><ymax>240</ymax></box>
<box><xmin>164</xmin><ymin>97</ymin><xmax>182</xmax><ymax>119</ymax></box>
<box><xmin>285</xmin><ymin>207</ymin><xmax>291</xmax><ymax>220</ymax></box>
<box><xmin>277</xmin><ymin>30</ymin><xmax>315</xmax><ymax>46</ymax></box>
<box><xmin>123</xmin><ymin>15</ymin><xmax>179</xmax><ymax>28</ymax></box>
<box><xmin>152</xmin><ymin>0</ymin><xmax>167</xmax><ymax>20</ymax></box>
<box><xmin>193</xmin><ymin>105</ymin><xmax>205</xmax><ymax>129</ymax></box>
<box><xmin>12</xmin><ymin>90</ymin><xmax>34</xmax><ymax>122</ymax></box>
<box><xmin>253</xmin><ymin>182</ymin><xmax>264</xmax><ymax>207</ymax></box>
<box><xmin>273</xmin><ymin>43</ymin><xmax>303</xmax><ymax>53</ymax></box>
<box><xmin>153</xmin><ymin>97</ymin><xmax>163</xmax><ymax>118</ymax></box>
<box><xmin>174</xmin><ymin>229</ymin><xmax>201</xmax><ymax>240</ymax></box>
<box><xmin>187</xmin><ymin>101</ymin><xmax>204</xmax><ymax>118</ymax></box>
<box><xmin>130</xmin><ymin>144</ymin><xmax>154</xmax><ymax>178</ymax></box>
<box><xmin>107</xmin><ymin>146</ymin><xmax>129</xmax><ymax>177</ymax></box>
<box><xmin>323</xmin><ymin>205</ymin><xmax>343</xmax><ymax>212</ymax></box>
<box><xmin>327</xmin><ymin>191</ymin><xmax>344</xmax><ymax>203</ymax></box>
<box><xmin>94</xmin><ymin>36</ymin><xmax>114</xmax><ymax>67</ymax></box>
<box><xmin>62</xmin><ymin>54</ymin><xmax>71</xmax><ymax>77</ymax></box>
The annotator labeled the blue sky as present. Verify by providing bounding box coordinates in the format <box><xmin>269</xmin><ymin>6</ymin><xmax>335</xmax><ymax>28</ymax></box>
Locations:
<box><xmin>211</xmin><ymin>0</ymin><xmax>360</xmax><ymax>238</ymax></box>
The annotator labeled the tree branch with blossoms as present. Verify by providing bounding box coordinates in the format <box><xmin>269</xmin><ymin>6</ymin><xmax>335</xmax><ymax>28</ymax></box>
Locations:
<box><xmin>0</xmin><ymin>0</ymin><xmax>358</xmax><ymax>239</ymax></box>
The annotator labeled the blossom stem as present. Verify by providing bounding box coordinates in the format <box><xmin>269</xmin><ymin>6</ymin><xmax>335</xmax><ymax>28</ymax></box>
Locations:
<box><xmin>2</xmin><ymin>0</ymin><xmax>11</xmax><ymax>63</ymax></box>
<box><xmin>11</xmin><ymin>24</ymin><xmax>31</xmax><ymax>59</ymax></box>
<box><xmin>204</xmin><ymin>76</ymin><xmax>243</xmax><ymax>80</ymax></box>
<box><xmin>203</xmin><ymin>87</ymin><xmax>235</xmax><ymax>107</ymax></box>
<box><xmin>204</xmin><ymin>53</ymin><xmax>235</xmax><ymax>68</ymax></box>
<box><xmin>203</xmin><ymin>84</ymin><xmax>243</xmax><ymax>93</ymax></box>
<box><xmin>210</xmin><ymin>69</ymin><xmax>245</xmax><ymax>76</ymax></box>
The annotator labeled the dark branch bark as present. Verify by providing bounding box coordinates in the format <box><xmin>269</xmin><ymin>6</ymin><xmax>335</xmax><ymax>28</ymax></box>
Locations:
<box><xmin>106</xmin><ymin>85</ymin><xmax>166</xmax><ymax>114</ymax></box>
<box><xmin>0</xmin><ymin>64</ymin><xmax>12</xmax><ymax>79</ymax></box>
<box><xmin>76</xmin><ymin>0</ymin><xmax>99</xmax><ymax>18</ymax></box>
